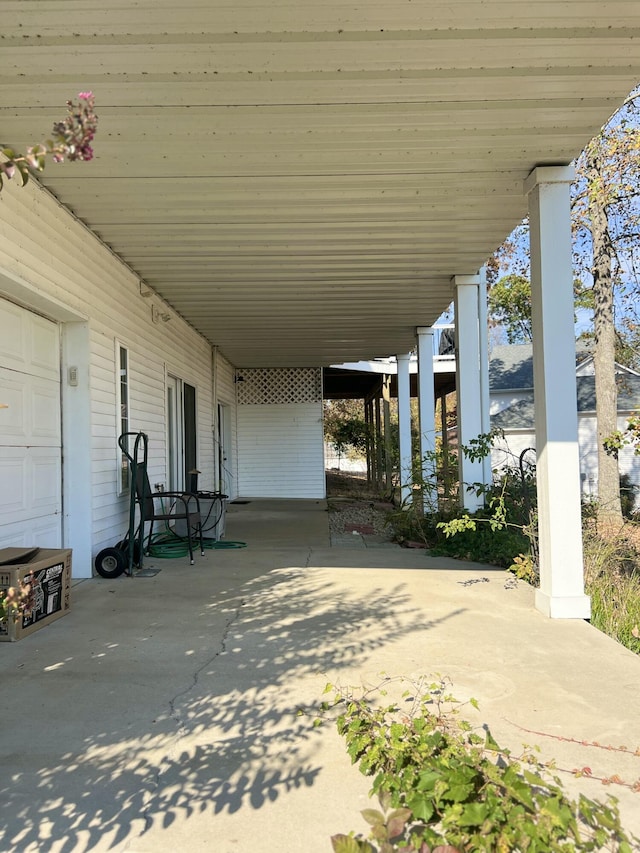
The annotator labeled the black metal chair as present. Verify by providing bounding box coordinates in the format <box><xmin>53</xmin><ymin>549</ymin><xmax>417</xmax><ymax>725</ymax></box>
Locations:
<box><xmin>134</xmin><ymin>463</ymin><xmax>205</xmax><ymax>565</ymax></box>
<box><xmin>118</xmin><ymin>431</ymin><xmax>205</xmax><ymax>568</ymax></box>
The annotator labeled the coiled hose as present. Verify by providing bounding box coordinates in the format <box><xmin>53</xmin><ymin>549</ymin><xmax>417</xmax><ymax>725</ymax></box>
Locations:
<box><xmin>146</xmin><ymin>495</ymin><xmax>246</xmax><ymax>558</ymax></box>
<box><xmin>148</xmin><ymin>531</ymin><xmax>246</xmax><ymax>558</ymax></box>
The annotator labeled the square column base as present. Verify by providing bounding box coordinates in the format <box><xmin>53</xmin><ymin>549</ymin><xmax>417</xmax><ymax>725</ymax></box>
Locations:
<box><xmin>535</xmin><ymin>589</ymin><xmax>591</xmax><ymax>619</ymax></box>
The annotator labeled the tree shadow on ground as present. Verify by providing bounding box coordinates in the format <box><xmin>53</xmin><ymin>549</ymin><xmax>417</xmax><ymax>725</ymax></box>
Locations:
<box><xmin>0</xmin><ymin>563</ymin><xmax>466</xmax><ymax>852</ymax></box>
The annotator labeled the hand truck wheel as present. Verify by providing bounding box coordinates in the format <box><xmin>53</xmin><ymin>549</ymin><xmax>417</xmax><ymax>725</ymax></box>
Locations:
<box><xmin>94</xmin><ymin>547</ymin><xmax>127</xmax><ymax>579</ymax></box>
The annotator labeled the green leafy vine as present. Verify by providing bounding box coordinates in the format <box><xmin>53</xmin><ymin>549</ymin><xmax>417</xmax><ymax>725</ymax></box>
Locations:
<box><xmin>321</xmin><ymin>677</ymin><xmax>637</xmax><ymax>853</ymax></box>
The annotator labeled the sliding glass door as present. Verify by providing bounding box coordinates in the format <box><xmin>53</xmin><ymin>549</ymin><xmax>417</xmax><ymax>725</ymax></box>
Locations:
<box><xmin>166</xmin><ymin>376</ymin><xmax>197</xmax><ymax>492</ymax></box>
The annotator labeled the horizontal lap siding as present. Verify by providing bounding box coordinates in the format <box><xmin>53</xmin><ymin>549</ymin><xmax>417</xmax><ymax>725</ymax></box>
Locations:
<box><xmin>577</xmin><ymin>417</ymin><xmax>598</xmax><ymax>484</ymax></box>
<box><xmin>237</xmin><ymin>403</ymin><xmax>325</xmax><ymax>498</ymax></box>
<box><xmin>0</xmin><ymin>181</ymin><xmax>214</xmax><ymax>556</ymax></box>
<box><xmin>581</xmin><ymin>414</ymin><xmax>640</xmax><ymax>505</ymax></box>
<box><xmin>496</xmin><ymin>415</ymin><xmax>640</xmax><ymax>507</ymax></box>
<box><xmin>491</xmin><ymin>433</ymin><xmax>535</xmax><ymax>472</ymax></box>
<box><xmin>216</xmin><ymin>353</ymin><xmax>236</xmax><ymax>406</ymax></box>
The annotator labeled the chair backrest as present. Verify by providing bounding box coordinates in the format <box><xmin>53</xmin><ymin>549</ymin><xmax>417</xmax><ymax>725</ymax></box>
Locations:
<box><xmin>134</xmin><ymin>462</ymin><xmax>156</xmax><ymax>518</ymax></box>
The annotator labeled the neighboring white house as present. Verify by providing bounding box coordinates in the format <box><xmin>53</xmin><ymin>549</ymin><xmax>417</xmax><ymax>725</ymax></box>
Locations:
<box><xmin>490</xmin><ymin>344</ymin><xmax>640</xmax><ymax>503</ymax></box>
<box><xmin>0</xmin><ymin>181</ymin><xmax>326</xmax><ymax>578</ymax></box>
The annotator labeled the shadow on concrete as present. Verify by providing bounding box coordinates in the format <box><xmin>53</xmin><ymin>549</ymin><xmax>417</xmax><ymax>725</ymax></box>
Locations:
<box><xmin>0</xmin><ymin>559</ymin><xmax>466</xmax><ymax>852</ymax></box>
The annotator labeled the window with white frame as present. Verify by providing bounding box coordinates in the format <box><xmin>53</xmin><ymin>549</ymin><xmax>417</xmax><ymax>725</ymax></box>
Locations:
<box><xmin>116</xmin><ymin>343</ymin><xmax>130</xmax><ymax>495</ymax></box>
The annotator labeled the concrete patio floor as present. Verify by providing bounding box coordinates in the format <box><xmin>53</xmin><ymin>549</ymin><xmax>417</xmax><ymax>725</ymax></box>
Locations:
<box><xmin>1</xmin><ymin>498</ymin><xmax>640</xmax><ymax>852</ymax></box>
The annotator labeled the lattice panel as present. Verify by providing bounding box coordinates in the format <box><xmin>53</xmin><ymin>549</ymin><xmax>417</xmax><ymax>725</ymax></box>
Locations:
<box><xmin>236</xmin><ymin>368</ymin><xmax>322</xmax><ymax>405</ymax></box>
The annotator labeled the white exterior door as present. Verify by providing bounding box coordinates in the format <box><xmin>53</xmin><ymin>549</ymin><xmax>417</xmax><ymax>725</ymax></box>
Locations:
<box><xmin>216</xmin><ymin>402</ymin><xmax>232</xmax><ymax>494</ymax></box>
<box><xmin>0</xmin><ymin>300</ymin><xmax>62</xmax><ymax>547</ymax></box>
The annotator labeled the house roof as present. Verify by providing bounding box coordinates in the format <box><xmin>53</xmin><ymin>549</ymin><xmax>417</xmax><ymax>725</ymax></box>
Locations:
<box><xmin>2</xmin><ymin>5</ymin><xmax>640</xmax><ymax>367</ymax></box>
<box><xmin>492</xmin><ymin>374</ymin><xmax>640</xmax><ymax>430</ymax></box>
<box><xmin>489</xmin><ymin>341</ymin><xmax>594</xmax><ymax>392</ymax></box>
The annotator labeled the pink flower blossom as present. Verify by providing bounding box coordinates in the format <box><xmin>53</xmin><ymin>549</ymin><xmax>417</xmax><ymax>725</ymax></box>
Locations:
<box><xmin>0</xmin><ymin>92</ymin><xmax>98</xmax><ymax>192</ymax></box>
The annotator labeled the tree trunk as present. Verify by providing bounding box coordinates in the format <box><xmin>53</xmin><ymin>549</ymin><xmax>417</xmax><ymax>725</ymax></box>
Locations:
<box><xmin>587</xmin><ymin>145</ymin><xmax>623</xmax><ymax>531</ymax></box>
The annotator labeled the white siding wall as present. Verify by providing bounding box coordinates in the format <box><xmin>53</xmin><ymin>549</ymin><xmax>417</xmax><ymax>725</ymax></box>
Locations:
<box><xmin>491</xmin><ymin>433</ymin><xmax>537</xmax><ymax>474</ymax></box>
<box><xmin>237</xmin><ymin>402</ymin><xmax>325</xmax><ymax>498</ymax></box>
<box><xmin>577</xmin><ymin>417</ymin><xmax>598</xmax><ymax>494</ymax></box>
<box><xmin>578</xmin><ymin>413</ymin><xmax>640</xmax><ymax>505</ymax></box>
<box><xmin>492</xmin><ymin>414</ymin><xmax>640</xmax><ymax>506</ymax></box>
<box><xmin>0</xmin><ymin>179</ymin><xmax>215</xmax><ymax>570</ymax></box>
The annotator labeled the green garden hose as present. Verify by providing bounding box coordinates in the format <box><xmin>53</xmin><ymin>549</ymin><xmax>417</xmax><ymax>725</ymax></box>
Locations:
<box><xmin>147</xmin><ymin>534</ymin><xmax>190</xmax><ymax>558</ymax></box>
<box><xmin>147</xmin><ymin>532</ymin><xmax>247</xmax><ymax>558</ymax></box>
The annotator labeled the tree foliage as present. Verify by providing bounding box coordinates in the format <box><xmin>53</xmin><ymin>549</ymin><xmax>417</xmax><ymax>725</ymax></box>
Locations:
<box><xmin>487</xmin><ymin>274</ymin><xmax>533</xmax><ymax>343</ymax></box>
<box><xmin>324</xmin><ymin>399</ymin><xmax>370</xmax><ymax>456</ymax></box>
<box><xmin>572</xmin><ymin>89</ymin><xmax>640</xmax><ymax>526</ymax></box>
<box><xmin>488</xmin><ymin>272</ymin><xmax>593</xmax><ymax>346</ymax></box>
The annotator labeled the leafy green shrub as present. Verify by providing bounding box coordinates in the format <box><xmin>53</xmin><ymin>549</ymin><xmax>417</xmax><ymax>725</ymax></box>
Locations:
<box><xmin>385</xmin><ymin>500</ymin><xmax>463</xmax><ymax>549</ymax></box>
<box><xmin>430</xmin><ymin>509</ymin><xmax>531</xmax><ymax>568</ymax></box>
<box><xmin>327</xmin><ymin>678</ymin><xmax>636</xmax><ymax>853</ymax></box>
<box><xmin>509</xmin><ymin>552</ymin><xmax>538</xmax><ymax>584</ymax></box>
<box><xmin>387</xmin><ymin>432</ymin><xmax>538</xmax><ymax>571</ymax></box>
<box><xmin>388</xmin><ymin>491</ymin><xmax>534</xmax><ymax>570</ymax></box>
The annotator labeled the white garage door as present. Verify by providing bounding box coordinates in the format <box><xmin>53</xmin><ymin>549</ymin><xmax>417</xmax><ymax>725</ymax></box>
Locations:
<box><xmin>0</xmin><ymin>300</ymin><xmax>62</xmax><ymax>548</ymax></box>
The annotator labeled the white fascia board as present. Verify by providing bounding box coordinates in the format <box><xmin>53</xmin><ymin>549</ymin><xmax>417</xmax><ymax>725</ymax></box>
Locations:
<box><xmin>333</xmin><ymin>356</ymin><xmax>456</xmax><ymax>378</ymax></box>
<box><xmin>333</xmin><ymin>356</ymin><xmax>415</xmax><ymax>375</ymax></box>
<box><xmin>332</xmin><ymin>359</ymin><xmax>400</xmax><ymax>374</ymax></box>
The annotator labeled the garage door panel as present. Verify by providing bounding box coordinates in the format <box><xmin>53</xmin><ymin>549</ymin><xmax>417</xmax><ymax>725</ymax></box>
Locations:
<box><xmin>0</xmin><ymin>303</ymin><xmax>59</xmax><ymax>381</ymax></box>
<box><xmin>0</xmin><ymin>372</ymin><xmax>28</xmax><ymax>441</ymax></box>
<box><xmin>0</xmin><ymin>299</ymin><xmax>61</xmax><ymax>548</ymax></box>
<box><xmin>0</xmin><ymin>301</ymin><xmax>28</xmax><ymax>374</ymax></box>
<box><xmin>31</xmin><ymin>379</ymin><xmax>61</xmax><ymax>442</ymax></box>
<box><xmin>0</xmin><ymin>449</ymin><xmax>61</xmax><ymax>524</ymax></box>
<box><xmin>30</xmin><ymin>452</ymin><xmax>62</xmax><ymax>513</ymax></box>
<box><xmin>0</xmin><ymin>368</ymin><xmax>60</xmax><ymax>446</ymax></box>
<box><xmin>0</xmin><ymin>454</ymin><xmax>27</xmax><ymax>517</ymax></box>
<box><xmin>0</xmin><ymin>517</ymin><xmax>62</xmax><ymax>550</ymax></box>
<box><xmin>30</xmin><ymin>313</ymin><xmax>60</xmax><ymax>380</ymax></box>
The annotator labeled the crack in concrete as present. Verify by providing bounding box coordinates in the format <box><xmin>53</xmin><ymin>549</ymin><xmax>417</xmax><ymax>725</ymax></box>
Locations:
<box><xmin>137</xmin><ymin>595</ymin><xmax>247</xmax><ymax>838</ymax></box>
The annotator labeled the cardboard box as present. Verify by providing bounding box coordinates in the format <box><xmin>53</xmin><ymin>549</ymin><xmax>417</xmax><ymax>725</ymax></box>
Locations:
<box><xmin>0</xmin><ymin>548</ymin><xmax>72</xmax><ymax>642</ymax></box>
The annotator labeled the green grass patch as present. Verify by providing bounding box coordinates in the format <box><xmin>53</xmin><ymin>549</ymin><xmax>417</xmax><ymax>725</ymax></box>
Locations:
<box><xmin>583</xmin><ymin>530</ymin><xmax>640</xmax><ymax>655</ymax></box>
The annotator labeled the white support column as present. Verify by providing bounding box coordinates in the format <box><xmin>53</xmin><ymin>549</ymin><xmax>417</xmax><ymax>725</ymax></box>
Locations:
<box><xmin>478</xmin><ymin>267</ymin><xmax>493</xmax><ymax>488</ymax></box>
<box><xmin>396</xmin><ymin>352</ymin><xmax>413</xmax><ymax>505</ymax></box>
<box><xmin>525</xmin><ymin>165</ymin><xmax>590</xmax><ymax>619</ymax></box>
<box><xmin>453</xmin><ymin>275</ymin><xmax>485</xmax><ymax>512</ymax></box>
<box><xmin>382</xmin><ymin>375</ymin><xmax>393</xmax><ymax>490</ymax></box>
<box><xmin>416</xmin><ymin>327</ymin><xmax>437</xmax><ymax>511</ymax></box>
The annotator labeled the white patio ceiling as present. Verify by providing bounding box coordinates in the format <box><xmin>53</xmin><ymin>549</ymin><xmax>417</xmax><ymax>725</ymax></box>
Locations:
<box><xmin>2</xmin><ymin>2</ymin><xmax>640</xmax><ymax>367</ymax></box>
